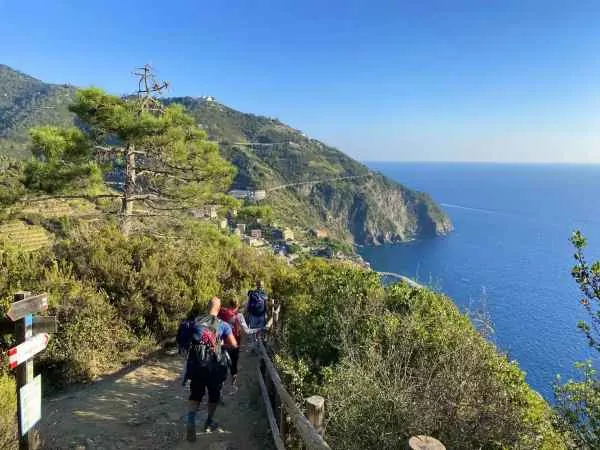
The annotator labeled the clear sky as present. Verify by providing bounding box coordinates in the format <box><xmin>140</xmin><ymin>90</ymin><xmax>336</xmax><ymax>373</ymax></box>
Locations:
<box><xmin>2</xmin><ymin>0</ymin><xmax>600</xmax><ymax>162</ymax></box>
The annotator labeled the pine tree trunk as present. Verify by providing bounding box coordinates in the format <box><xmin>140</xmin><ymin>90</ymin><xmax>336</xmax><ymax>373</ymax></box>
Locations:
<box><xmin>121</xmin><ymin>144</ymin><xmax>136</xmax><ymax>236</ymax></box>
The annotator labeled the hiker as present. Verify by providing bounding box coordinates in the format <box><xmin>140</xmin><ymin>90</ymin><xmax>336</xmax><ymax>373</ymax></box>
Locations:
<box><xmin>176</xmin><ymin>303</ymin><xmax>205</xmax><ymax>385</ymax></box>
<box><xmin>218</xmin><ymin>293</ymin><xmax>263</xmax><ymax>389</ymax></box>
<box><xmin>245</xmin><ymin>280</ymin><xmax>269</xmax><ymax>347</ymax></box>
<box><xmin>183</xmin><ymin>296</ymin><xmax>237</xmax><ymax>441</ymax></box>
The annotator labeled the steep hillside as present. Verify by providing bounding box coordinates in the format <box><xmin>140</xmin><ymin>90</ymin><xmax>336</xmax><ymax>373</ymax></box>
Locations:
<box><xmin>0</xmin><ymin>65</ymin><xmax>452</xmax><ymax>244</ymax></box>
<box><xmin>0</xmin><ymin>65</ymin><xmax>77</xmax><ymax>157</ymax></box>
<box><xmin>166</xmin><ymin>97</ymin><xmax>453</xmax><ymax>243</ymax></box>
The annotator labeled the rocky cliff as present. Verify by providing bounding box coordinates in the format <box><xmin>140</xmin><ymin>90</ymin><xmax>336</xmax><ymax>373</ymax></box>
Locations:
<box><xmin>168</xmin><ymin>96</ymin><xmax>453</xmax><ymax>244</ymax></box>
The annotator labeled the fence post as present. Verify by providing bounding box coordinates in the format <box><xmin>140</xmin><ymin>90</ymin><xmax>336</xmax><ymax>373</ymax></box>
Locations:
<box><xmin>305</xmin><ymin>395</ymin><xmax>325</xmax><ymax>437</ymax></box>
<box><xmin>407</xmin><ymin>435</ymin><xmax>446</xmax><ymax>450</ymax></box>
<box><xmin>275</xmin><ymin>394</ymin><xmax>287</xmax><ymax>444</ymax></box>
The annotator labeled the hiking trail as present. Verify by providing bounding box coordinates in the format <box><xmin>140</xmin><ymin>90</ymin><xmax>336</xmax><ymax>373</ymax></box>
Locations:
<box><xmin>39</xmin><ymin>348</ymin><xmax>274</xmax><ymax>450</ymax></box>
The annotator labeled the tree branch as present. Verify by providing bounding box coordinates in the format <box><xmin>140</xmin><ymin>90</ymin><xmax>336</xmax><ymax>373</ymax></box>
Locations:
<box><xmin>137</xmin><ymin>167</ymin><xmax>207</xmax><ymax>182</ymax></box>
<box><xmin>143</xmin><ymin>200</ymin><xmax>191</xmax><ymax>211</ymax></box>
<box><xmin>129</xmin><ymin>193</ymin><xmax>170</xmax><ymax>201</ymax></box>
<box><xmin>95</xmin><ymin>145</ymin><xmax>125</xmax><ymax>154</ymax></box>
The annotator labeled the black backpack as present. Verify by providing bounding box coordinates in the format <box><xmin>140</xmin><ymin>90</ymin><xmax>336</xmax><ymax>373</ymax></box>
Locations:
<box><xmin>186</xmin><ymin>315</ymin><xmax>229</xmax><ymax>374</ymax></box>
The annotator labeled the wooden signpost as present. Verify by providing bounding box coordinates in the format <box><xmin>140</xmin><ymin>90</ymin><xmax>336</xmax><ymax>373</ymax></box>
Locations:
<box><xmin>6</xmin><ymin>294</ymin><xmax>48</xmax><ymax>321</ymax></box>
<box><xmin>3</xmin><ymin>291</ymin><xmax>56</xmax><ymax>450</ymax></box>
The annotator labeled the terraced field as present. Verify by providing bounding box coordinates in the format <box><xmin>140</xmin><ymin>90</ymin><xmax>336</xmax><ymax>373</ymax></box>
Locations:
<box><xmin>0</xmin><ymin>220</ymin><xmax>51</xmax><ymax>252</ymax></box>
<box><xmin>0</xmin><ymin>199</ymin><xmax>101</xmax><ymax>251</ymax></box>
<box><xmin>20</xmin><ymin>198</ymin><xmax>98</xmax><ymax>218</ymax></box>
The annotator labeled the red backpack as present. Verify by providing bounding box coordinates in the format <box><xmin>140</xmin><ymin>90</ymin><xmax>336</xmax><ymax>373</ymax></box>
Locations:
<box><xmin>218</xmin><ymin>307</ymin><xmax>240</xmax><ymax>342</ymax></box>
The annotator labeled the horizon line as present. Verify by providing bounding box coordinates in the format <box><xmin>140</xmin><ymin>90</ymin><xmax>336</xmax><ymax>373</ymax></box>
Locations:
<box><xmin>361</xmin><ymin>160</ymin><xmax>600</xmax><ymax>165</ymax></box>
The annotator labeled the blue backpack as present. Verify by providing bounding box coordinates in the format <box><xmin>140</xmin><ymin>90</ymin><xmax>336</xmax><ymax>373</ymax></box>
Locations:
<box><xmin>247</xmin><ymin>289</ymin><xmax>267</xmax><ymax>316</ymax></box>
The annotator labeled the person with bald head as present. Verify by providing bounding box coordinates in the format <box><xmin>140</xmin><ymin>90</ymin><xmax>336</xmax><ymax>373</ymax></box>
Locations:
<box><xmin>185</xmin><ymin>296</ymin><xmax>238</xmax><ymax>441</ymax></box>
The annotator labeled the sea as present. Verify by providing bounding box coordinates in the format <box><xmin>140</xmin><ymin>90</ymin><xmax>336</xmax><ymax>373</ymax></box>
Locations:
<box><xmin>360</xmin><ymin>162</ymin><xmax>600</xmax><ymax>400</ymax></box>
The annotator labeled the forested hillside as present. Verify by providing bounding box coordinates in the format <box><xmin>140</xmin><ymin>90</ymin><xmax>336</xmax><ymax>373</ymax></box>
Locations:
<box><xmin>0</xmin><ymin>65</ymin><xmax>76</xmax><ymax>157</ymax></box>
<box><xmin>167</xmin><ymin>97</ymin><xmax>453</xmax><ymax>243</ymax></box>
<box><xmin>0</xmin><ymin>65</ymin><xmax>452</xmax><ymax>244</ymax></box>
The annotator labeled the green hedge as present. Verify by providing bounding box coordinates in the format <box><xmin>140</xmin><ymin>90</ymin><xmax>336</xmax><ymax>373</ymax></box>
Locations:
<box><xmin>274</xmin><ymin>261</ymin><xmax>566</xmax><ymax>449</ymax></box>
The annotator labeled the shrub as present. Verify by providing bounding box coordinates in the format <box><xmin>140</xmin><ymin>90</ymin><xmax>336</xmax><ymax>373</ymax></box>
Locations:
<box><xmin>0</xmin><ymin>374</ymin><xmax>16</xmax><ymax>450</ymax></box>
<box><xmin>38</xmin><ymin>264</ymin><xmax>142</xmax><ymax>387</ymax></box>
<box><xmin>276</xmin><ymin>271</ymin><xmax>566</xmax><ymax>449</ymax></box>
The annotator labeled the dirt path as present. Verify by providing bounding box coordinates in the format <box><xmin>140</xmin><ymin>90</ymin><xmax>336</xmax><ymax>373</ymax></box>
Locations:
<box><xmin>39</xmin><ymin>349</ymin><xmax>274</xmax><ymax>450</ymax></box>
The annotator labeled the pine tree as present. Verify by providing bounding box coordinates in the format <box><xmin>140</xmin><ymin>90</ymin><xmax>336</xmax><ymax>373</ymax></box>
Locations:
<box><xmin>22</xmin><ymin>65</ymin><xmax>236</xmax><ymax>234</ymax></box>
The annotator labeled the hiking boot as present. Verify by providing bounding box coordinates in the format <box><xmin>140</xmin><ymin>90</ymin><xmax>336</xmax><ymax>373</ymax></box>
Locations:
<box><xmin>204</xmin><ymin>419</ymin><xmax>224</xmax><ymax>433</ymax></box>
<box><xmin>186</xmin><ymin>421</ymin><xmax>196</xmax><ymax>442</ymax></box>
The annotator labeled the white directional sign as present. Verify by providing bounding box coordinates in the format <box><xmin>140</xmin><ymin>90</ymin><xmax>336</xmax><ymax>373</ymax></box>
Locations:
<box><xmin>5</xmin><ymin>294</ymin><xmax>48</xmax><ymax>321</ymax></box>
<box><xmin>7</xmin><ymin>333</ymin><xmax>49</xmax><ymax>369</ymax></box>
<box><xmin>19</xmin><ymin>375</ymin><xmax>41</xmax><ymax>436</ymax></box>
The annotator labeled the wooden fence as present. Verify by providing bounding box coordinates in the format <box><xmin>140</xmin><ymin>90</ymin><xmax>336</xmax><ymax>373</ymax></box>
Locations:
<box><xmin>257</xmin><ymin>340</ymin><xmax>330</xmax><ymax>450</ymax></box>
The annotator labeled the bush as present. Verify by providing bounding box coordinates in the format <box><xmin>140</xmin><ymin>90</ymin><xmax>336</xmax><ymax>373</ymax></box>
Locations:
<box><xmin>0</xmin><ymin>374</ymin><xmax>16</xmax><ymax>450</ymax></box>
<box><xmin>275</xmin><ymin>271</ymin><xmax>566</xmax><ymax>449</ymax></box>
<box><xmin>38</xmin><ymin>265</ymin><xmax>143</xmax><ymax>387</ymax></box>
<box><xmin>52</xmin><ymin>222</ymin><xmax>288</xmax><ymax>340</ymax></box>
<box><xmin>553</xmin><ymin>232</ymin><xmax>600</xmax><ymax>448</ymax></box>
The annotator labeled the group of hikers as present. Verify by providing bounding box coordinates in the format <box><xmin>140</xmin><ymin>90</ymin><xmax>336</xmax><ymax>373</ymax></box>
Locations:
<box><xmin>176</xmin><ymin>280</ymin><xmax>274</xmax><ymax>442</ymax></box>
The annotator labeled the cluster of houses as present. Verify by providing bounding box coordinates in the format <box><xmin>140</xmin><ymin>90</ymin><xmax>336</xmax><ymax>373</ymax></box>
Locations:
<box><xmin>190</xmin><ymin>202</ymin><xmax>297</xmax><ymax>257</ymax></box>
<box><xmin>191</xmin><ymin>204</ymin><xmax>371</xmax><ymax>267</ymax></box>
<box><xmin>233</xmin><ymin>222</ymin><xmax>295</xmax><ymax>250</ymax></box>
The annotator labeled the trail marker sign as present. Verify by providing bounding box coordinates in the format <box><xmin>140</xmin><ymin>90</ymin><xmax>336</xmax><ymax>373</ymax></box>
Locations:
<box><xmin>32</xmin><ymin>316</ymin><xmax>57</xmax><ymax>334</ymax></box>
<box><xmin>6</xmin><ymin>294</ymin><xmax>48</xmax><ymax>321</ymax></box>
<box><xmin>8</xmin><ymin>333</ymin><xmax>50</xmax><ymax>369</ymax></box>
<box><xmin>4</xmin><ymin>292</ymin><xmax>50</xmax><ymax>450</ymax></box>
<box><xmin>0</xmin><ymin>316</ymin><xmax>57</xmax><ymax>335</ymax></box>
<box><xmin>19</xmin><ymin>375</ymin><xmax>42</xmax><ymax>436</ymax></box>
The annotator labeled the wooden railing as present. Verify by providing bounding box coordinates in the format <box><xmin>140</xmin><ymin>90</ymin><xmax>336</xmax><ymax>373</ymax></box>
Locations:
<box><xmin>257</xmin><ymin>340</ymin><xmax>330</xmax><ymax>450</ymax></box>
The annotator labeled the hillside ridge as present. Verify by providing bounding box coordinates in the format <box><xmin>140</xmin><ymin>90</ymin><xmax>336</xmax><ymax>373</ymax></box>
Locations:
<box><xmin>0</xmin><ymin>65</ymin><xmax>452</xmax><ymax>244</ymax></box>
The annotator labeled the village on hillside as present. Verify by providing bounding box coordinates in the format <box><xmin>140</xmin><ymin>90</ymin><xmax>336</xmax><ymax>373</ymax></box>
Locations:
<box><xmin>191</xmin><ymin>191</ymin><xmax>370</xmax><ymax>268</ymax></box>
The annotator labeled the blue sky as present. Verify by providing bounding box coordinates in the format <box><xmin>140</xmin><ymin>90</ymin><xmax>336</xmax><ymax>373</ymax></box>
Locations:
<box><xmin>2</xmin><ymin>0</ymin><xmax>600</xmax><ymax>162</ymax></box>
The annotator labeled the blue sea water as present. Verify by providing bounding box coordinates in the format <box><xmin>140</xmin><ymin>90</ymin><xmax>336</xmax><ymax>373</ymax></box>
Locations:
<box><xmin>360</xmin><ymin>162</ymin><xmax>600</xmax><ymax>399</ymax></box>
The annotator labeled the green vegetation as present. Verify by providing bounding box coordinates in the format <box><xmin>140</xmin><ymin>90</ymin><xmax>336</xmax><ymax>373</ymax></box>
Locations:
<box><xmin>4</xmin><ymin>68</ymin><xmax>236</xmax><ymax>237</ymax></box>
<box><xmin>0</xmin><ymin>218</ymin><xmax>567</xmax><ymax>449</ymax></box>
<box><xmin>237</xmin><ymin>205</ymin><xmax>273</xmax><ymax>226</ymax></box>
<box><xmin>273</xmin><ymin>260</ymin><xmax>566</xmax><ymax>449</ymax></box>
<box><xmin>0</xmin><ymin>64</ymin><xmax>76</xmax><ymax>158</ymax></box>
<box><xmin>553</xmin><ymin>231</ymin><xmax>600</xmax><ymax>447</ymax></box>
<box><xmin>0</xmin><ymin>374</ymin><xmax>16</xmax><ymax>450</ymax></box>
<box><xmin>168</xmin><ymin>97</ymin><xmax>453</xmax><ymax>244</ymax></box>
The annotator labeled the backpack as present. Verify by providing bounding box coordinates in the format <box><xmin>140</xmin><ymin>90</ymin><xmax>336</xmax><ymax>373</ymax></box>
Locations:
<box><xmin>218</xmin><ymin>307</ymin><xmax>240</xmax><ymax>341</ymax></box>
<box><xmin>247</xmin><ymin>289</ymin><xmax>267</xmax><ymax>316</ymax></box>
<box><xmin>176</xmin><ymin>318</ymin><xmax>195</xmax><ymax>356</ymax></box>
<box><xmin>186</xmin><ymin>315</ymin><xmax>228</xmax><ymax>374</ymax></box>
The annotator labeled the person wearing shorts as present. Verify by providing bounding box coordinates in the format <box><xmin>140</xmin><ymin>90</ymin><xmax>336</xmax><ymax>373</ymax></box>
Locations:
<box><xmin>186</xmin><ymin>296</ymin><xmax>237</xmax><ymax>441</ymax></box>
